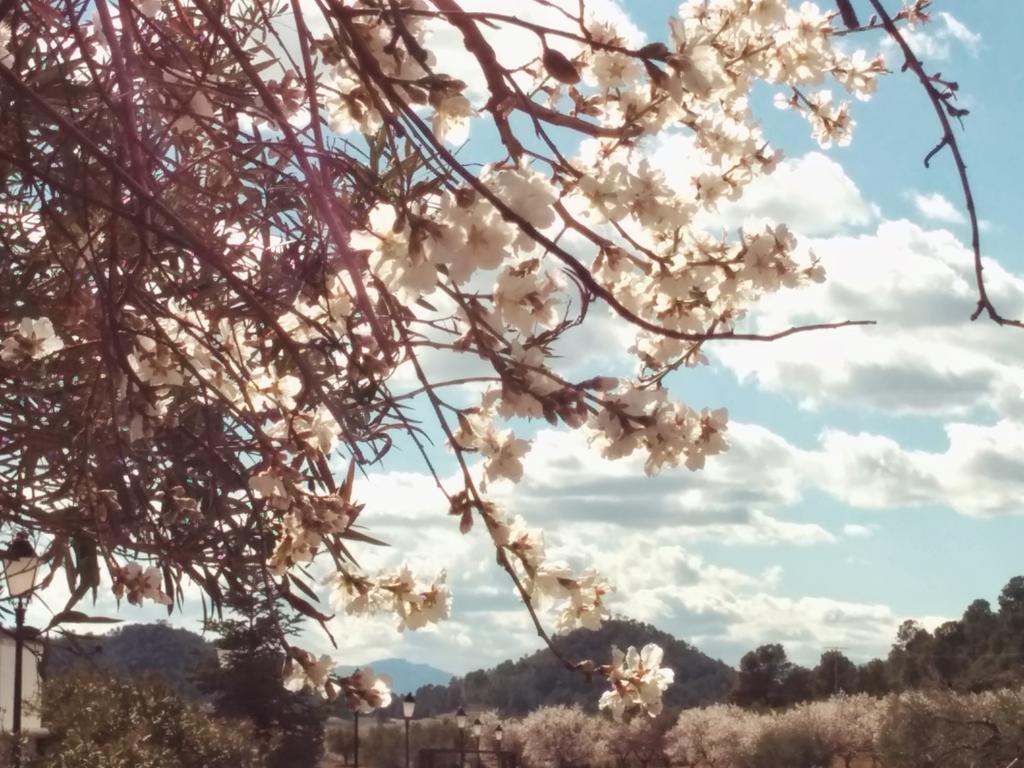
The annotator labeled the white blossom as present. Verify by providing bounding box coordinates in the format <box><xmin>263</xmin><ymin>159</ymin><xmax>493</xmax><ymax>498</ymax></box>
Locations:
<box><xmin>2</xmin><ymin>318</ymin><xmax>65</xmax><ymax>362</ymax></box>
<box><xmin>599</xmin><ymin>644</ymin><xmax>675</xmax><ymax>719</ymax></box>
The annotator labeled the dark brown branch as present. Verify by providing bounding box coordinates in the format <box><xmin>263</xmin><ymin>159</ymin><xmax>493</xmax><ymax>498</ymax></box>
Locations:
<box><xmin>868</xmin><ymin>0</ymin><xmax>1023</xmax><ymax>329</ymax></box>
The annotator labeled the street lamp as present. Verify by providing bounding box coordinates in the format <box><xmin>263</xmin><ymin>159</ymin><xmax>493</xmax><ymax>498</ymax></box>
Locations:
<box><xmin>1</xmin><ymin>533</ymin><xmax>40</xmax><ymax>768</ymax></box>
<box><xmin>403</xmin><ymin>693</ymin><xmax>416</xmax><ymax>768</ymax></box>
<box><xmin>494</xmin><ymin>725</ymin><xmax>503</xmax><ymax>746</ymax></box>
<box><xmin>472</xmin><ymin>718</ymin><xmax>482</xmax><ymax>768</ymax></box>
<box><xmin>456</xmin><ymin>707</ymin><xmax>467</xmax><ymax>768</ymax></box>
<box><xmin>353</xmin><ymin>710</ymin><xmax>360</xmax><ymax>768</ymax></box>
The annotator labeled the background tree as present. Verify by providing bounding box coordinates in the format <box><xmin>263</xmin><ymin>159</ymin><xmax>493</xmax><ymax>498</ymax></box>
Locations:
<box><xmin>958</xmin><ymin>599</ymin><xmax>999</xmax><ymax>688</ymax></box>
<box><xmin>857</xmin><ymin>659</ymin><xmax>891</xmax><ymax>697</ymax></box>
<box><xmin>931</xmin><ymin>620</ymin><xmax>968</xmax><ymax>687</ymax></box>
<box><xmin>730</xmin><ymin>644</ymin><xmax>794</xmax><ymax>708</ymax></box>
<box><xmin>726</xmin><ymin>575</ymin><xmax>1024</xmax><ymax>706</ymax></box>
<box><xmin>520</xmin><ymin>706</ymin><xmax>601</xmax><ymax>768</ymax></box>
<box><xmin>812</xmin><ymin>650</ymin><xmax>858</xmax><ymax>698</ymax></box>
<box><xmin>778</xmin><ymin>664</ymin><xmax>816</xmax><ymax>706</ymax></box>
<box><xmin>796</xmin><ymin>694</ymin><xmax>882</xmax><ymax>768</ymax></box>
<box><xmin>38</xmin><ymin>669</ymin><xmax>265</xmax><ymax>768</ymax></box>
<box><xmin>665</xmin><ymin>704</ymin><xmax>765</xmax><ymax>768</ymax></box>
<box><xmin>737</xmin><ymin>719</ymin><xmax>831</xmax><ymax>768</ymax></box>
<box><xmin>887</xmin><ymin>621</ymin><xmax>938</xmax><ymax>691</ymax></box>
<box><xmin>193</xmin><ymin>591</ymin><xmax>327</xmax><ymax>768</ymax></box>
<box><xmin>618</xmin><ymin>715</ymin><xmax>673</xmax><ymax>768</ymax></box>
<box><xmin>663</xmin><ymin>686</ymin><xmax>1024</xmax><ymax>768</ymax></box>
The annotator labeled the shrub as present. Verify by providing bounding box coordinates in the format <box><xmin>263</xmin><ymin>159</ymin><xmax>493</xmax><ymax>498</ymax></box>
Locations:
<box><xmin>36</xmin><ymin>670</ymin><xmax>265</xmax><ymax>768</ymax></box>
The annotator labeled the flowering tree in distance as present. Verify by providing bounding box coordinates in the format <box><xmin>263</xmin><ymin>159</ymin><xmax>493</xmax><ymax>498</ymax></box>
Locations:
<box><xmin>521</xmin><ymin>705</ymin><xmax>603</xmax><ymax>768</ymax></box>
<box><xmin>0</xmin><ymin>0</ymin><xmax>992</xmax><ymax>716</ymax></box>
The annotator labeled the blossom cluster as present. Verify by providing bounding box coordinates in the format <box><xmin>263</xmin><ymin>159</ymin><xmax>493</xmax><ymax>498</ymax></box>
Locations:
<box><xmin>283</xmin><ymin>650</ymin><xmax>394</xmax><ymax>711</ymax></box>
<box><xmin>249</xmin><ymin>466</ymin><xmax>359</xmax><ymax>576</ymax></box>
<box><xmin>1</xmin><ymin>318</ymin><xmax>64</xmax><ymax>363</ymax></box>
<box><xmin>598</xmin><ymin>644</ymin><xmax>676</xmax><ymax>720</ymax></box>
<box><xmin>110</xmin><ymin>563</ymin><xmax>173</xmax><ymax>606</ymax></box>
<box><xmin>324</xmin><ymin>564</ymin><xmax>452</xmax><ymax>631</ymax></box>
<box><xmin>472</xmin><ymin>501</ymin><xmax>612</xmax><ymax>634</ymax></box>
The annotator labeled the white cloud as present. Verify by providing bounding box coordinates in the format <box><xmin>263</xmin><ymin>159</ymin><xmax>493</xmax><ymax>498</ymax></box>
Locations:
<box><xmin>912</xmin><ymin>191</ymin><xmax>966</xmax><ymax>225</ymax></box>
<box><xmin>719</xmin><ymin>152</ymin><xmax>878</xmax><ymax>236</ymax></box>
<box><xmin>936</xmin><ymin>12</ymin><xmax>982</xmax><ymax>52</ymax></box>
<box><xmin>571</xmin><ymin>537</ymin><xmax>906</xmax><ymax>664</ymax></box>
<box><xmin>842</xmin><ymin>523</ymin><xmax>876</xmax><ymax>538</ymax></box>
<box><xmin>300</xmin><ymin>417</ymin><xmax>973</xmax><ymax>669</ymax></box>
<box><xmin>817</xmin><ymin>420</ymin><xmax>1024</xmax><ymax>518</ymax></box>
<box><xmin>497</xmin><ymin>424</ymin><xmax>812</xmax><ymax>537</ymax></box>
<box><xmin>714</xmin><ymin>219</ymin><xmax>1024</xmax><ymax>416</ymax></box>
<box><xmin>885</xmin><ymin>12</ymin><xmax>981</xmax><ymax>61</ymax></box>
<box><xmin>815</xmin><ymin>430</ymin><xmax>943</xmax><ymax>509</ymax></box>
<box><xmin>650</xmin><ymin>140</ymin><xmax>878</xmax><ymax>237</ymax></box>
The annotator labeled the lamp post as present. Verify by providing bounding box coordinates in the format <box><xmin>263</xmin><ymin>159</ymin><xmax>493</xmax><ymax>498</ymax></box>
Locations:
<box><xmin>353</xmin><ymin>711</ymin><xmax>360</xmax><ymax>768</ymax></box>
<box><xmin>1</xmin><ymin>534</ymin><xmax>40</xmax><ymax>768</ymax></box>
<box><xmin>494</xmin><ymin>726</ymin><xmax>503</xmax><ymax>768</ymax></box>
<box><xmin>403</xmin><ymin>693</ymin><xmax>416</xmax><ymax>768</ymax></box>
<box><xmin>455</xmin><ymin>707</ymin><xmax>467</xmax><ymax>768</ymax></box>
<box><xmin>472</xmin><ymin>718</ymin><xmax>482</xmax><ymax>768</ymax></box>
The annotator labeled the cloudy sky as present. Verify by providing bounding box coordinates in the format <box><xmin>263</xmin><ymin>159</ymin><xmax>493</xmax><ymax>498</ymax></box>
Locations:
<box><xmin>26</xmin><ymin>2</ymin><xmax>1024</xmax><ymax>679</ymax></box>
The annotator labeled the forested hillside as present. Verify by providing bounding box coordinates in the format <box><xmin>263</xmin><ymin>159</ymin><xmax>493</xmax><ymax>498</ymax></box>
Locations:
<box><xmin>729</xmin><ymin>576</ymin><xmax>1024</xmax><ymax>708</ymax></box>
<box><xmin>44</xmin><ymin>622</ymin><xmax>216</xmax><ymax>700</ymax></box>
<box><xmin>41</xmin><ymin>576</ymin><xmax>1024</xmax><ymax>719</ymax></box>
<box><xmin>412</xmin><ymin>618</ymin><xmax>735</xmax><ymax>716</ymax></box>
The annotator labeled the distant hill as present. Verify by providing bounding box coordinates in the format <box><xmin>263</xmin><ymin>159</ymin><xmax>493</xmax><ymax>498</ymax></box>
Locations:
<box><xmin>40</xmin><ymin>618</ymin><xmax>734</xmax><ymax>716</ymax></box>
<box><xmin>412</xmin><ymin>618</ymin><xmax>735</xmax><ymax>717</ymax></box>
<box><xmin>44</xmin><ymin>622</ymin><xmax>216</xmax><ymax>701</ymax></box>
<box><xmin>336</xmin><ymin>658</ymin><xmax>453</xmax><ymax>694</ymax></box>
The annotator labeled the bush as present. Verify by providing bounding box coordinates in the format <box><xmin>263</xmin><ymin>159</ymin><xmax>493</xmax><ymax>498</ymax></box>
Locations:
<box><xmin>877</xmin><ymin>688</ymin><xmax>1024</xmax><ymax>768</ymax></box>
<box><xmin>36</xmin><ymin>670</ymin><xmax>265</xmax><ymax>768</ymax></box>
<box><xmin>739</xmin><ymin>722</ymin><xmax>831</xmax><ymax>768</ymax></box>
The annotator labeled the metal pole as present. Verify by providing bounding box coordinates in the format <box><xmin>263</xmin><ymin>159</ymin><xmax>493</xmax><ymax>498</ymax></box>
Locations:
<box><xmin>12</xmin><ymin>598</ymin><xmax>25</xmax><ymax>768</ymax></box>
<box><xmin>353</xmin><ymin>711</ymin><xmax>359</xmax><ymax>768</ymax></box>
<box><xmin>405</xmin><ymin>717</ymin><xmax>411</xmax><ymax>768</ymax></box>
<box><xmin>459</xmin><ymin>728</ymin><xmax>465</xmax><ymax>768</ymax></box>
<box><xmin>475</xmin><ymin>735</ymin><xmax>481</xmax><ymax>768</ymax></box>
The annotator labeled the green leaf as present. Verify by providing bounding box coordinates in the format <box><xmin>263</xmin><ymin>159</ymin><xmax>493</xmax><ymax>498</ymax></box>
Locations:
<box><xmin>340</xmin><ymin>528</ymin><xmax>388</xmax><ymax>547</ymax></box>
<box><xmin>45</xmin><ymin>611</ymin><xmax>122</xmax><ymax>631</ymax></box>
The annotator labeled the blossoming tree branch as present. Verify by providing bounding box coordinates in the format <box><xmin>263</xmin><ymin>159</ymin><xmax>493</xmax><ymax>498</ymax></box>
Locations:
<box><xmin>0</xmin><ymin>0</ymin><xmax>976</xmax><ymax>717</ymax></box>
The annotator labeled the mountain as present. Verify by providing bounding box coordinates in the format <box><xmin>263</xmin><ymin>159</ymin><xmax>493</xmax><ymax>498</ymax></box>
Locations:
<box><xmin>44</xmin><ymin>621</ymin><xmax>217</xmax><ymax>701</ymax></box>
<box><xmin>411</xmin><ymin>618</ymin><xmax>735</xmax><ymax>717</ymax></box>
<box><xmin>336</xmin><ymin>658</ymin><xmax>454</xmax><ymax>694</ymax></box>
<box><xmin>41</xmin><ymin>618</ymin><xmax>733</xmax><ymax>716</ymax></box>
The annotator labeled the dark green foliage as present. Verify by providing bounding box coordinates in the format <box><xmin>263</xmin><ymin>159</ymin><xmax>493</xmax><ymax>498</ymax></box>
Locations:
<box><xmin>193</xmin><ymin>591</ymin><xmax>328</xmax><ymax>768</ymax></box>
<box><xmin>37</xmin><ymin>669</ymin><xmax>265</xmax><ymax>768</ymax></box>
<box><xmin>731</xmin><ymin>576</ymin><xmax>1024</xmax><ymax>709</ymax></box>
<box><xmin>730</xmin><ymin>643</ymin><xmax>793</xmax><ymax>708</ymax></box>
<box><xmin>44</xmin><ymin>622</ymin><xmax>217</xmax><ymax>700</ymax></box>
<box><xmin>739</xmin><ymin>722</ymin><xmax>832</xmax><ymax>768</ymax></box>
<box><xmin>858</xmin><ymin>658</ymin><xmax>890</xmax><ymax>696</ymax></box>
<box><xmin>412</xmin><ymin>618</ymin><xmax>735</xmax><ymax>717</ymax></box>
<box><xmin>730</xmin><ymin>644</ymin><xmax>860</xmax><ymax>708</ymax></box>
<box><xmin>813</xmin><ymin>649</ymin><xmax>859</xmax><ymax>697</ymax></box>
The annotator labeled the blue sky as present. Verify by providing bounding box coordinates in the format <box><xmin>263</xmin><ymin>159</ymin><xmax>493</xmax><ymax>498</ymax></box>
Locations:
<box><xmin>28</xmin><ymin>1</ymin><xmax>1024</xmax><ymax>679</ymax></box>
<box><xmin>335</xmin><ymin>0</ymin><xmax>1024</xmax><ymax>673</ymax></box>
